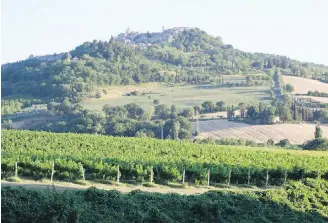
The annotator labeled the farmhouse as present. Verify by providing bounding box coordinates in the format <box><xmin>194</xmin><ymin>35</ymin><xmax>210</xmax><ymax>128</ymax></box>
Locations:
<box><xmin>271</xmin><ymin>116</ymin><xmax>280</xmax><ymax>123</ymax></box>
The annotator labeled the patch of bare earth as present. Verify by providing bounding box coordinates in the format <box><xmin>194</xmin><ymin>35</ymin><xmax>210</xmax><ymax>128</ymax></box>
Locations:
<box><xmin>1</xmin><ymin>180</ymin><xmax>264</xmax><ymax>195</ymax></box>
<box><xmin>194</xmin><ymin>111</ymin><xmax>241</xmax><ymax>119</ymax></box>
<box><xmin>12</xmin><ymin>116</ymin><xmax>59</xmax><ymax>129</ymax></box>
<box><xmin>283</xmin><ymin>76</ymin><xmax>328</xmax><ymax>94</ymax></box>
<box><xmin>193</xmin><ymin>119</ymin><xmax>328</xmax><ymax>144</ymax></box>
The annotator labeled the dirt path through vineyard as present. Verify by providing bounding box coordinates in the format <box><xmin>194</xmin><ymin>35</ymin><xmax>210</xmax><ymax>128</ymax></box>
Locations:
<box><xmin>1</xmin><ymin>180</ymin><xmax>268</xmax><ymax>195</ymax></box>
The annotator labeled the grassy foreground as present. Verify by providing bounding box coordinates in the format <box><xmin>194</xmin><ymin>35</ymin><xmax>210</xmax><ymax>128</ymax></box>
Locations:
<box><xmin>1</xmin><ymin>179</ymin><xmax>328</xmax><ymax>223</ymax></box>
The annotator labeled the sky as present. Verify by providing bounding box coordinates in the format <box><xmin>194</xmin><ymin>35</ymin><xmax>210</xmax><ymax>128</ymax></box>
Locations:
<box><xmin>2</xmin><ymin>0</ymin><xmax>328</xmax><ymax>65</ymax></box>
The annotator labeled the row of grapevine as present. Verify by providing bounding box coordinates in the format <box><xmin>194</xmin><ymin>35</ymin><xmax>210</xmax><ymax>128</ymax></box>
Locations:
<box><xmin>6</xmin><ymin>160</ymin><xmax>311</xmax><ymax>186</ymax></box>
<box><xmin>2</xmin><ymin>130</ymin><xmax>328</xmax><ymax>186</ymax></box>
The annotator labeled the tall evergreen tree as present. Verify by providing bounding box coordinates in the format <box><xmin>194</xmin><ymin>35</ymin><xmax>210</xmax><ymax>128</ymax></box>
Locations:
<box><xmin>315</xmin><ymin>125</ymin><xmax>323</xmax><ymax>139</ymax></box>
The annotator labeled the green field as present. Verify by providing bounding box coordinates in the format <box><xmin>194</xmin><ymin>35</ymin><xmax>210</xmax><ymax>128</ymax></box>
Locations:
<box><xmin>83</xmin><ymin>81</ymin><xmax>271</xmax><ymax>111</ymax></box>
<box><xmin>221</xmin><ymin>74</ymin><xmax>246</xmax><ymax>83</ymax></box>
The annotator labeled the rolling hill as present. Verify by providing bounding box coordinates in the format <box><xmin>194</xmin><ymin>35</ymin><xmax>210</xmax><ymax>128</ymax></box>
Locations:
<box><xmin>2</xmin><ymin>27</ymin><xmax>328</xmax><ymax>105</ymax></box>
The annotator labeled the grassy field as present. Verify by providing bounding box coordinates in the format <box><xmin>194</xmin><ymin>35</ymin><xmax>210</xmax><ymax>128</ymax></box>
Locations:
<box><xmin>83</xmin><ymin>77</ymin><xmax>271</xmax><ymax>111</ymax></box>
<box><xmin>221</xmin><ymin>74</ymin><xmax>246</xmax><ymax>83</ymax></box>
<box><xmin>194</xmin><ymin>119</ymin><xmax>328</xmax><ymax>144</ymax></box>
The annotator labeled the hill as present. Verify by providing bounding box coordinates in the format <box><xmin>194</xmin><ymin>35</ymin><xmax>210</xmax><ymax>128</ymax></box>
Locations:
<box><xmin>2</xmin><ymin>27</ymin><xmax>328</xmax><ymax>106</ymax></box>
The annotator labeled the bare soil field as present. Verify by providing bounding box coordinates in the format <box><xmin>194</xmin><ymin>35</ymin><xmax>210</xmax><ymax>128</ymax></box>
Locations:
<box><xmin>193</xmin><ymin>119</ymin><xmax>328</xmax><ymax>144</ymax></box>
<box><xmin>194</xmin><ymin>110</ymin><xmax>241</xmax><ymax>119</ymax></box>
<box><xmin>283</xmin><ymin>76</ymin><xmax>328</xmax><ymax>94</ymax></box>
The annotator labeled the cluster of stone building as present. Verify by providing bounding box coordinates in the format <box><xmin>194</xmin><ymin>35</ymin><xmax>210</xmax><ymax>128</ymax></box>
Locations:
<box><xmin>114</xmin><ymin>26</ymin><xmax>193</xmax><ymax>49</ymax></box>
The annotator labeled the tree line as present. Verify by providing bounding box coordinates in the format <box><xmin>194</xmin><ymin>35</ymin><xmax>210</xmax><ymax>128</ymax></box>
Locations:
<box><xmin>307</xmin><ymin>91</ymin><xmax>328</xmax><ymax>98</ymax></box>
<box><xmin>38</xmin><ymin>100</ymin><xmax>194</xmax><ymax>140</ymax></box>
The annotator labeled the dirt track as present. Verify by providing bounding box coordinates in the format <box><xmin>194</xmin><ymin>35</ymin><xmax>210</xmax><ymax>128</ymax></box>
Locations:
<box><xmin>1</xmin><ymin>180</ymin><xmax>266</xmax><ymax>195</ymax></box>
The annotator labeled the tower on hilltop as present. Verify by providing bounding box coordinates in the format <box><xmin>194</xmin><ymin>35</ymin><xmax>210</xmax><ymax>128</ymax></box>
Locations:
<box><xmin>126</xmin><ymin>26</ymin><xmax>131</xmax><ymax>34</ymax></box>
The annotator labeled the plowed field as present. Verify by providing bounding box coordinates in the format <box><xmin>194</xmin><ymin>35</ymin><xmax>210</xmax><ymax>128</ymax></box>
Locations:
<box><xmin>193</xmin><ymin>119</ymin><xmax>328</xmax><ymax>144</ymax></box>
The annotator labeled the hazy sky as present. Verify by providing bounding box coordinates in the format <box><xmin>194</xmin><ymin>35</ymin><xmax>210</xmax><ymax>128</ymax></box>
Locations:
<box><xmin>2</xmin><ymin>0</ymin><xmax>328</xmax><ymax>65</ymax></box>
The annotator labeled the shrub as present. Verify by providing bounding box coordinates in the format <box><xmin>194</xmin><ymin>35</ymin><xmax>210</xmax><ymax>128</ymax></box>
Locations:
<box><xmin>6</xmin><ymin>176</ymin><xmax>22</xmax><ymax>182</ymax></box>
<box><xmin>315</xmin><ymin>125</ymin><xmax>323</xmax><ymax>139</ymax></box>
<box><xmin>267</xmin><ymin>139</ymin><xmax>275</xmax><ymax>146</ymax></box>
<box><xmin>303</xmin><ymin>138</ymin><xmax>328</xmax><ymax>151</ymax></box>
<box><xmin>102</xmin><ymin>89</ymin><xmax>108</xmax><ymax>95</ymax></box>
<box><xmin>278</xmin><ymin>139</ymin><xmax>290</xmax><ymax>147</ymax></box>
<box><xmin>95</xmin><ymin>92</ymin><xmax>102</xmax><ymax>98</ymax></box>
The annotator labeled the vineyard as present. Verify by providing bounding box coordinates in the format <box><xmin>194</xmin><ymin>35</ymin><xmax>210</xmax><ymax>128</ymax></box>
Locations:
<box><xmin>2</xmin><ymin>130</ymin><xmax>328</xmax><ymax>186</ymax></box>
